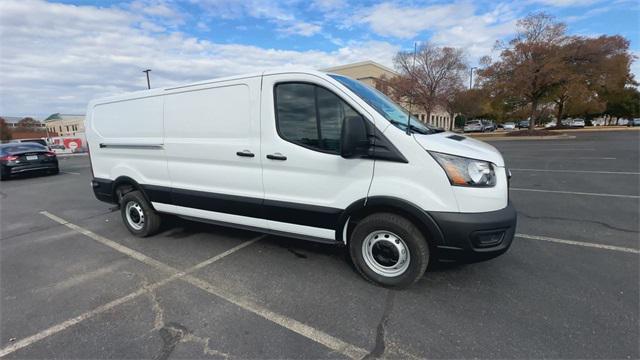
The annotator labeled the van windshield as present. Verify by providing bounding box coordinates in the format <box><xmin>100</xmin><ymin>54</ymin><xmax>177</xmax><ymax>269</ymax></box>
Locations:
<box><xmin>329</xmin><ymin>74</ymin><xmax>438</xmax><ymax>135</ymax></box>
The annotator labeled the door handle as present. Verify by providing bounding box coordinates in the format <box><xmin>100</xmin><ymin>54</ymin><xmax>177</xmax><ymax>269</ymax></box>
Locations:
<box><xmin>266</xmin><ymin>153</ymin><xmax>287</xmax><ymax>161</ymax></box>
<box><xmin>236</xmin><ymin>150</ymin><xmax>255</xmax><ymax>157</ymax></box>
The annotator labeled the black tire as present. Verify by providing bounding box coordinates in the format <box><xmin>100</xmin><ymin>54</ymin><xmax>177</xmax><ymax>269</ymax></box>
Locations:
<box><xmin>120</xmin><ymin>190</ymin><xmax>162</xmax><ymax>237</ymax></box>
<box><xmin>349</xmin><ymin>213</ymin><xmax>429</xmax><ymax>288</ymax></box>
<box><xmin>0</xmin><ymin>167</ymin><xmax>8</xmax><ymax>181</ymax></box>
<box><xmin>50</xmin><ymin>166</ymin><xmax>59</xmax><ymax>175</ymax></box>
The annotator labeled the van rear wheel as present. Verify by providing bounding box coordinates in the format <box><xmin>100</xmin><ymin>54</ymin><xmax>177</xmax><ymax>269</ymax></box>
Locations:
<box><xmin>349</xmin><ymin>213</ymin><xmax>429</xmax><ymax>288</ymax></box>
<box><xmin>120</xmin><ymin>190</ymin><xmax>161</xmax><ymax>237</ymax></box>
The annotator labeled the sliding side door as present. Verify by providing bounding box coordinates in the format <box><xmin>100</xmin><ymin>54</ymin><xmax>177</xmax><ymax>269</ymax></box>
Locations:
<box><xmin>159</xmin><ymin>77</ymin><xmax>265</xmax><ymax>229</ymax></box>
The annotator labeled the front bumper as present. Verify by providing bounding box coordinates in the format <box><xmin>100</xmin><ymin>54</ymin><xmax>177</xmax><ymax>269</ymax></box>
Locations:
<box><xmin>429</xmin><ymin>202</ymin><xmax>517</xmax><ymax>260</ymax></box>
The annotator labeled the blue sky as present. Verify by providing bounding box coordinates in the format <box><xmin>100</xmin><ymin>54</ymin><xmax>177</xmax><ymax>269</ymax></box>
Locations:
<box><xmin>0</xmin><ymin>0</ymin><xmax>638</xmax><ymax>117</ymax></box>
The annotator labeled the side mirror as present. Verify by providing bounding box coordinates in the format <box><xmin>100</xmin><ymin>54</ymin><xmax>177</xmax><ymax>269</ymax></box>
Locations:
<box><xmin>340</xmin><ymin>115</ymin><xmax>369</xmax><ymax>158</ymax></box>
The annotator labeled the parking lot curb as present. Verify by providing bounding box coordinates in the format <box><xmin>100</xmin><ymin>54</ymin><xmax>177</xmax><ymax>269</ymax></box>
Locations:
<box><xmin>477</xmin><ymin>134</ymin><xmax>576</xmax><ymax>141</ymax></box>
<box><xmin>549</xmin><ymin>127</ymin><xmax>640</xmax><ymax>133</ymax></box>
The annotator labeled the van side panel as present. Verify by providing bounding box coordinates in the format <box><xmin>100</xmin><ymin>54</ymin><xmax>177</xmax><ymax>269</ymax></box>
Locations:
<box><xmin>162</xmin><ymin>78</ymin><xmax>265</xmax><ymax>229</ymax></box>
<box><xmin>88</xmin><ymin>96</ymin><xmax>170</xmax><ymax>190</ymax></box>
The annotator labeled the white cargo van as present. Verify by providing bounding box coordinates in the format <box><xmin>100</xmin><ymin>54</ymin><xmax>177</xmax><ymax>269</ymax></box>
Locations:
<box><xmin>86</xmin><ymin>70</ymin><xmax>516</xmax><ymax>287</ymax></box>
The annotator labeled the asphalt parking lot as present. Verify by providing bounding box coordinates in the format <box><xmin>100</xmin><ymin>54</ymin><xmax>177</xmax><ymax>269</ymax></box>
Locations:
<box><xmin>1</xmin><ymin>130</ymin><xmax>638</xmax><ymax>359</ymax></box>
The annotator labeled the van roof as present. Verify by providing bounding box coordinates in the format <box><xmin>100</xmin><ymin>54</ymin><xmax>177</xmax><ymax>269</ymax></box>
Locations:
<box><xmin>88</xmin><ymin>69</ymin><xmax>332</xmax><ymax>106</ymax></box>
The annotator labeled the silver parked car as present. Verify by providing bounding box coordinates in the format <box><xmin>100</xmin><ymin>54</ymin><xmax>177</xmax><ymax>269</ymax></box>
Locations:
<box><xmin>463</xmin><ymin>120</ymin><xmax>484</xmax><ymax>133</ymax></box>
<box><xmin>570</xmin><ymin>119</ymin><xmax>585</xmax><ymax>127</ymax></box>
<box><xmin>627</xmin><ymin>118</ymin><xmax>640</xmax><ymax>127</ymax></box>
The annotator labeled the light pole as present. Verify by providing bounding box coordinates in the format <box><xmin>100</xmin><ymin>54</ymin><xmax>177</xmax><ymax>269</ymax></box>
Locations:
<box><xmin>469</xmin><ymin>66</ymin><xmax>477</xmax><ymax>89</ymax></box>
<box><xmin>143</xmin><ymin>69</ymin><xmax>151</xmax><ymax>89</ymax></box>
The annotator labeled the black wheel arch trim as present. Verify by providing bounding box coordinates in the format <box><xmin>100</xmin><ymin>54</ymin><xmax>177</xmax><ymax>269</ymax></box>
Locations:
<box><xmin>337</xmin><ymin>196</ymin><xmax>445</xmax><ymax>246</ymax></box>
<box><xmin>111</xmin><ymin>176</ymin><xmax>145</xmax><ymax>203</ymax></box>
<box><xmin>92</xmin><ymin>176</ymin><xmax>162</xmax><ymax>208</ymax></box>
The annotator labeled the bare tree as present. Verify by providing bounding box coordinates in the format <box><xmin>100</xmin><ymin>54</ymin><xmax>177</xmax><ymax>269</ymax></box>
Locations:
<box><xmin>393</xmin><ymin>43</ymin><xmax>468</xmax><ymax>124</ymax></box>
<box><xmin>17</xmin><ymin>117</ymin><xmax>40</xmax><ymax>129</ymax></box>
<box><xmin>442</xmin><ymin>82</ymin><xmax>466</xmax><ymax>130</ymax></box>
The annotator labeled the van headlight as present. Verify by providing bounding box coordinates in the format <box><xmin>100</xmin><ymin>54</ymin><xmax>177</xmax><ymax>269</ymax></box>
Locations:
<box><xmin>429</xmin><ymin>151</ymin><xmax>496</xmax><ymax>187</ymax></box>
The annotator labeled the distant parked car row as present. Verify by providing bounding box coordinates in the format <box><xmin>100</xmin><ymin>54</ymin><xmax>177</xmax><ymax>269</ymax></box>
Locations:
<box><xmin>463</xmin><ymin>120</ymin><xmax>496</xmax><ymax>133</ymax></box>
<box><xmin>461</xmin><ymin>117</ymin><xmax>638</xmax><ymax>132</ymax></box>
<box><xmin>627</xmin><ymin>118</ymin><xmax>640</xmax><ymax>127</ymax></box>
<box><xmin>544</xmin><ymin>119</ymin><xmax>585</xmax><ymax>128</ymax></box>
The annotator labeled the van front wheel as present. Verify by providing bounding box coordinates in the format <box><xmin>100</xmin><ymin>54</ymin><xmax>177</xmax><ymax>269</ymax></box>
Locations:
<box><xmin>349</xmin><ymin>213</ymin><xmax>429</xmax><ymax>288</ymax></box>
<box><xmin>120</xmin><ymin>190</ymin><xmax>162</xmax><ymax>237</ymax></box>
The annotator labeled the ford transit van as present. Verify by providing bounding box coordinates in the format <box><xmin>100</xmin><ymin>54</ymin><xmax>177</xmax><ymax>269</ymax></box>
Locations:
<box><xmin>86</xmin><ymin>70</ymin><xmax>516</xmax><ymax>287</ymax></box>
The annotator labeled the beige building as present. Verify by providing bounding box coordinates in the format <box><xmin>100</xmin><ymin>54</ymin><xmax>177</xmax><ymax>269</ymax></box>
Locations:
<box><xmin>44</xmin><ymin>113</ymin><xmax>85</xmax><ymax>137</ymax></box>
<box><xmin>321</xmin><ymin>61</ymin><xmax>452</xmax><ymax>129</ymax></box>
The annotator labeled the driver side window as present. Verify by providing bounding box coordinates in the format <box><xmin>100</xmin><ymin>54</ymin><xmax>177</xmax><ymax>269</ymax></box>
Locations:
<box><xmin>275</xmin><ymin>82</ymin><xmax>360</xmax><ymax>154</ymax></box>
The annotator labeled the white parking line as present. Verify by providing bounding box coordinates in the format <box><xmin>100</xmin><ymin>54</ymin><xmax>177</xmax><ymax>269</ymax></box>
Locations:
<box><xmin>511</xmin><ymin>148</ymin><xmax>596</xmax><ymax>151</ymax></box>
<box><xmin>9</xmin><ymin>212</ymin><xmax>370</xmax><ymax>360</ymax></box>
<box><xmin>41</xmin><ymin>211</ymin><xmax>179</xmax><ymax>275</ymax></box>
<box><xmin>507</xmin><ymin>156</ymin><xmax>616</xmax><ymax>160</ymax></box>
<box><xmin>510</xmin><ymin>168</ymin><xmax>640</xmax><ymax>175</ymax></box>
<box><xmin>0</xmin><ymin>277</ymin><xmax>174</xmax><ymax>358</ymax></box>
<box><xmin>182</xmin><ymin>274</ymin><xmax>368</xmax><ymax>359</ymax></box>
<box><xmin>510</xmin><ymin>188</ymin><xmax>639</xmax><ymax>199</ymax></box>
<box><xmin>516</xmin><ymin>233</ymin><xmax>639</xmax><ymax>254</ymax></box>
<box><xmin>61</xmin><ymin>171</ymin><xmax>80</xmax><ymax>175</ymax></box>
<box><xmin>0</xmin><ymin>213</ymin><xmax>263</xmax><ymax>358</ymax></box>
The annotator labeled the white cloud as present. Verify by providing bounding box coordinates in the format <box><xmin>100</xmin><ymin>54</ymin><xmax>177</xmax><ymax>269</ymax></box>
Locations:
<box><xmin>193</xmin><ymin>0</ymin><xmax>294</xmax><ymax>21</ymax></box>
<box><xmin>565</xmin><ymin>5</ymin><xmax>612</xmax><ymax>22</ymax></box>
<box><xmin>140</xmin><ymin>20</ymin><xmax>166</xmax><ymax>32</ymax></box>
<box><xmin>359</xmin><ymin>2</ymin><xmax>466</xmax><ymax>38</ymax></box>
<box><xmin>130</xmin><ymin>0</ymin><xmax>178</xmax><ymax>18</ymax></box>
<box><xmin>0</xmin><ymin>0</ymin><xmax>398</xmax><ymax>116</ymax></box>
<box><xmin>311</xmin><ymin>0</ymin><xmax>345</xmax><ymax>12</ymax></box>
<box><xmin>192</xmin><ymin>0</ymin><xmax>324</xmax><ymax>38</ymax></box>
<box><xmin>278</xmin><ymin>21</ymin><xmax>322</xmax><ymax>37</ymax></box>
<box><xmin>357</xmin><ymin>2</ymin><xmax>517</xmax><ymax>59</ymax></box>
<box><xmin>529</xmin><ymin>0</ymin><xmax>601</xmax><ymax>7</ymax></box>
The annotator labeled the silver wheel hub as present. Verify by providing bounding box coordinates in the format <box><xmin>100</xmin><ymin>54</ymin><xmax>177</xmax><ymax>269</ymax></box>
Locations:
<box><xmin>125</xmin><ymin>201</ymin><xmax>145</xmax><ymax>231</ymax></box>
<box><xmin>362</xmin><ymin>230</ymin><xmax>410</xmax><ymax>277</ymax></box>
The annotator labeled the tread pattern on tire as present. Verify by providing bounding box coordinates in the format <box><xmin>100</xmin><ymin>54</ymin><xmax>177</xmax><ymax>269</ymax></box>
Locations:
<box><xmin>349</xmin><ymin>212</ymin><xmax>429</xmax><ymax>288</ymax></box>
<box><xmin>120</xmin><ymin>190</ymin><xmax>162</xmax><ymax>237</ymax></box>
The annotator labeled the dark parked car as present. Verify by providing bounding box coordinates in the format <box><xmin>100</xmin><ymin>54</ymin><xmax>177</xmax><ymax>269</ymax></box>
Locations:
<box><xmin>15</xmin><ymin>138</ymin><xmax>49</xmax><ymax>147</ymax></box>
<box><xmin>0</xmin><ymin>143</ymin><xmax>59</xmax><ymax>180</ymax></box>
<box><xmin>517</xmin><ymin>120</ymin><xmax>530</xmax><ymax>129</ymax></box>
<box><xmin>481</xmin><ymin>120</ymin><xmax>497</xmax><ymax>132</ymax></box>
